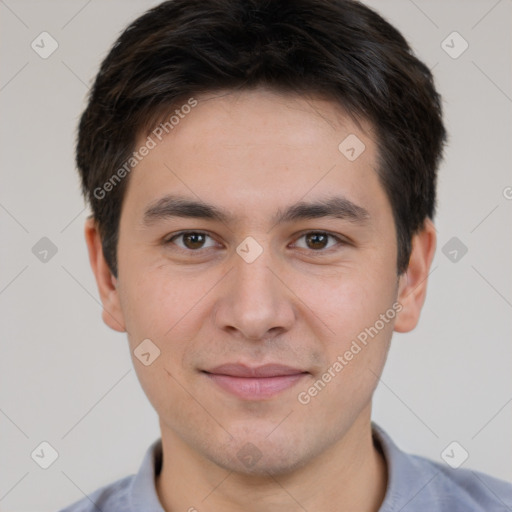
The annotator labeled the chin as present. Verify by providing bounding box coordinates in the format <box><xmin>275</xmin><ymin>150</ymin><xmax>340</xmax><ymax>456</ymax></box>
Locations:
<box><xmin>208</xmin><ymin>433</ymin><xmax>314</xmax><ymax>477</ymax></box>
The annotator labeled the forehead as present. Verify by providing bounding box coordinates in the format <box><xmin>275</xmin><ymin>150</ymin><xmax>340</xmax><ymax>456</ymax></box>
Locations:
<box><xmin>122</xmin><ymin>88</ymin><xmax>391</xmax><ymax>230</ymax></box>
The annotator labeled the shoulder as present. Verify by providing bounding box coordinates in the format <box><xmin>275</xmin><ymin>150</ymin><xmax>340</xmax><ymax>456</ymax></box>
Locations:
<box><xmin>373</xmin><ymin>423</ymin><xmax>512</xmax><ymax>512</ymax></box>
<box><xmin>56</xmin><ymin>474</ymin><xmax>134</xmax><ymax>512</ymax></box>
<box><xmin>409</xmin><ymin>453</ymin><xmax>512</xmax><ymax>511</ymax></box>
<box><xmin>56</xmin><ymin>438</ymin><xmax>163</xmax><ymax>512</ymax></box>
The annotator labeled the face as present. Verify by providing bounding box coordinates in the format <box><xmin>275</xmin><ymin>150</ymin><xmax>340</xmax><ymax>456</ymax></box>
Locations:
<box><xmin>89</xmin><ymin>88</ymin><xmax>431</xmax><ymax>476</ymax></box>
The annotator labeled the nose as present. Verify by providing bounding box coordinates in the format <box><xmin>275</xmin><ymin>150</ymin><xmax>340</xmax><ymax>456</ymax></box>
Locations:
<box><xmin>212</xmin><ymin>243</ymin><xmax>296</xmax><ymax>341</ymax></box>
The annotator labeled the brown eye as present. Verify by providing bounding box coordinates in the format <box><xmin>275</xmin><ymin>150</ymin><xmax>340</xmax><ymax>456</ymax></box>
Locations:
<box><xmin>305</xmin><ymin>232</ymin><xmax>329</xmax><ymax>250</ymax></box>
<box><xmin>166</xmin><ymin>231</ymin><xmax>216</xmax><ymax>251</ymax></box>
<box><xmin>292</xmin><ymin>231</ymin><xmax>345</xmax><ymax>252</ymax></box>
<box><xmin>182</xmin><ymin>232</ymin><xmax>206</xmax><ymax>249</ymax></box>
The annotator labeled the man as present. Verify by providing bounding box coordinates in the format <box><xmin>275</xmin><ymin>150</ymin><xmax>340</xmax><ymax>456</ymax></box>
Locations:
<box><xmin>59</xmin><ymin>0</ymin><xmax>512</xmax><ymax>510</ymax></box>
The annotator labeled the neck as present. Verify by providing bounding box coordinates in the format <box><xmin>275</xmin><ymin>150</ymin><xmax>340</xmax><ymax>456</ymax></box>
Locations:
<box><xmin>155</xmin><ymin>412</ymin><xmax>388</xmax><ymax>512</ymax></box>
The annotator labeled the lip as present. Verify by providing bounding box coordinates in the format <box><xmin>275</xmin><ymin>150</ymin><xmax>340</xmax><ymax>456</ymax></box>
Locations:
<box><xmin>203</xmin><ymin>363</ymin><xmax>309</xmax><ymax>400</ymax></box>
<box><xmin>206</xmin><ymin>363</ymin><xmax>306</xmax><ymax>378</ymax></box>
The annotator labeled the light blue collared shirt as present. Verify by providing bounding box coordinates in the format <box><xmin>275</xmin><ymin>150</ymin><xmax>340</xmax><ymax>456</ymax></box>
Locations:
<box><xmin>57</xmin><ymin>423</ymin><xmax>512</xmax><ymax>511</ymax></box>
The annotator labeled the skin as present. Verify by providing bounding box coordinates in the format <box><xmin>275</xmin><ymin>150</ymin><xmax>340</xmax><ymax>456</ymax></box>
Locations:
<box><xmin>85</xmin><ymin>88</ymin><xmax>436</xmax><ymax>512</ymax></box>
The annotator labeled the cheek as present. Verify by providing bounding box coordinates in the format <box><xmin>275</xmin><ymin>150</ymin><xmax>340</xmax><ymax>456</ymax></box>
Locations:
<box><xmin>293</xmin><ymin>265</ymin><xmax>397</xmax><ymax>400</ymax></box>
<box><xmin>295</xmin><ymin>310</ymin><xmax>394</xmax><ymax>424</ymax></box>
<box><xmin>119</xmin><ymin>266</ymin><xmax>221</xmax><ymax>385</ymax></box>
<box><xmin>120</xmin><ymin>271</ymin><xmax>199</xmax><ymax>412</ymax></box>
<box><xmin>293</xmin><ymin>264</ymin><xmax>396</xmax><ymax>339</ymax></box>
<box><xmin>119</xmin><ymin>265</ymin><xmax>201</xmax><ymax>342</ymax></box>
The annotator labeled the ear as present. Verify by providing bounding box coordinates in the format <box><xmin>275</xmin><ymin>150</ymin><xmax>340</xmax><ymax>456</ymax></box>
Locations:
<box><xmin>84</xmin><ymin>216</ymin><xmax>126</xmax><ymax>333</ymax></box>
<box><xmin>394</xmin><ymin>218</ymin><xmax>437</xmax><ymax>333</ymax></box>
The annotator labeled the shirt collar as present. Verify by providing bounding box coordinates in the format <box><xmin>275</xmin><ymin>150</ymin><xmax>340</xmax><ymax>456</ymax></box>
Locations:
<box><xmin>129</xmin><ymin>437</ymin><xmax>165</xmax><ymax>512</ymax></box>
<box><xmin>128</xmin><ymin>423</ymin><xmax>430</xmax><ymax>511</ymax></box>
<box><xmin>371</xmin><ymin>422</ymin><xmax>439</xmax><ymax>511</ymax></box>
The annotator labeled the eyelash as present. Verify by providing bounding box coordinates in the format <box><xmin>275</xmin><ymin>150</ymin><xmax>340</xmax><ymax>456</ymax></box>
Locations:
<box><xmin>163</xmin><ymin>230</ymin><xmax>347</xmax><ymax>255</ymax></box>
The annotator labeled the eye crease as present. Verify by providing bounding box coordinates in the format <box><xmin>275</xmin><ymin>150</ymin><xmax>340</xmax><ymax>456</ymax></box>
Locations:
<box><xmin>163</xmin><ymin>230</ymin><xmax>346</xmax><ymax>252</ymax></box>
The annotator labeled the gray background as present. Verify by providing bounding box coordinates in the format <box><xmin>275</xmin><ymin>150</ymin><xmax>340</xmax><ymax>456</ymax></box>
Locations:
<box><xmin>0</xmin><ymin>1</ymin><xmax>511</xmax><ymax>510</ymax></box>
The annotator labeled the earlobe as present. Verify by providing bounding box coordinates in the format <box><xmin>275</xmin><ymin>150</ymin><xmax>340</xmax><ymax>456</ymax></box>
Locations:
<box><xmin>394</xmin><ymin>219</ymin><xmax>437</xmax><ymax>333</ymax></box>
<box><xmin>84</xmin><ymin>217</ymin><xmax>126</xmax><ymax>333</ymax></box>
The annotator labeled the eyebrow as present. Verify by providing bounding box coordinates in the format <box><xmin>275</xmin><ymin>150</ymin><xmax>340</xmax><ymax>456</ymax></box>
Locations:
<box><xmin>142</xmin><ymin>194</ymin><xmax>371</xmax><ymax>227</ymax></box>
